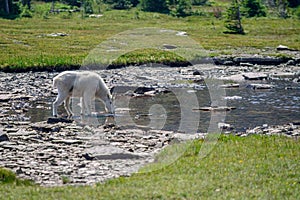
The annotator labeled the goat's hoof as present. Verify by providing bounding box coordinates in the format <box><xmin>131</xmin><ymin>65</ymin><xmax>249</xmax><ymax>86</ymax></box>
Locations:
<box><xmin>53</xmin><ymin>115</ymin><xmax>58</xmax><ymax>118</ymax></box>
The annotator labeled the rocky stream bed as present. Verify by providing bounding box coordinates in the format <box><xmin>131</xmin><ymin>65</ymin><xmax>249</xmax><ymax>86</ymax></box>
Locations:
<box><xmin>0</xmin><ymin>60</ymin><xmax>300</xmax><ymax>186</ymax></box>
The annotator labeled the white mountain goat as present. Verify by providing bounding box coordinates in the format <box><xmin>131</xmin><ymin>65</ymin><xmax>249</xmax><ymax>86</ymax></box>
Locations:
<box><xmin>52</xmin><ymin>71</ymin><xmax>114</xmax><ymax>117</ymax></box>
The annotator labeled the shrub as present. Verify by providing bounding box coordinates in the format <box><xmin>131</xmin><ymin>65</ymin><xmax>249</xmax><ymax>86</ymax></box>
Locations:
<box><xmin>294</xmin><ymin>5</ymin><xmax>300</xmax><ymax>19</ymax></box>
<box><xmin>140</xmin><ymin>0</ymin><xmax>169</xmax><ymax>13</ymax></box>
<box><xmin>112</xmin><ymin>0</ymin><xmax>133</xmax><ymax>9</ymax></box>
<box><xmin>20</xmin><ymin>4</ymin><xmax>33</xmax><ymax>18</ymax></box>
<box><xmin>171</xmin><ymin>0</ymin><xmax>192</xmax><ymax>17</ymax></box>
<box><xmin>241</xmin><ymin>0</ymin><xmax>266</xmax><ymax>17</ymax></box>
<box><xmin>0</xmin><ymin>168</ymin><xmax>16</xmax><ymax>184</ymax></box>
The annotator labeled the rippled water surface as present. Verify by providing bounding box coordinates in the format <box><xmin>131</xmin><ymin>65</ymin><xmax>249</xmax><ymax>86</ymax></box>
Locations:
<box><xmin>29</xmin><ymin>80</ymin><xmax>300</xmax><ymax>133</ymax></box>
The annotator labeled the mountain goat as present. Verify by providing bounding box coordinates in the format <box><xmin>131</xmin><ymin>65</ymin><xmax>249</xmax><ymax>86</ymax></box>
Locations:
<box><xmin>52</xmin><ymin>71</ymin><xmax>114</xmax><ymax>117</ymax></box>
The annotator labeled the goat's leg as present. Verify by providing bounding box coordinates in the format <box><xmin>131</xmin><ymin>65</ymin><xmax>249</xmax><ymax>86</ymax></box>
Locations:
<box><xmin>53</xmin><ymin>92</ymin><xmax>68</xmax><ymax>117</ymax></box>
<box><xmin>83</xmin><ymin>92</ymin><xmax>94</xmax><ymax>116</ymax></box>
<box><xmin>80</xmin><ymin>97</ymin><xmax>85</xmax><ymax>116</ymax></box>
<box><xmin>64</xmin><ymin>96</ymin><xmax>73</xmax><ymax>117</ymax></box>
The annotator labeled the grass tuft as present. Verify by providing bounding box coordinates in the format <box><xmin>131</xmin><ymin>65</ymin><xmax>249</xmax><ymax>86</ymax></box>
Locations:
<box><xmin>0</xmin><ymin>168</ymin><xmax>35</xmax><ymax>186</ymax></box>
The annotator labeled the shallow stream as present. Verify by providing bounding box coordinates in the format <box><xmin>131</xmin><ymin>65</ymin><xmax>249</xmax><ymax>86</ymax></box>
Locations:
<box><xmin>27</xmin><ymin>79</ymin><xmax>300</xmax><ymax>133</ymax></box>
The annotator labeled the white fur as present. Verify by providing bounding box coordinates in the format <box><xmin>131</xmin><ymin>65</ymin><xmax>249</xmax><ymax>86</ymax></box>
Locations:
<box><xmin>52</xmin><ymin>71</ymin><xmax>114</xmax><ymax>117</ymax></box>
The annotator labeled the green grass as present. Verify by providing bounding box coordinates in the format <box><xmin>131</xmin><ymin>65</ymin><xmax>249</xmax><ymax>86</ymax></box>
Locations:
<box><xmin>1</xmin><ymin>5</ymin><xmax>300</xmax><ymax>71</ymax></box>
<box><xmin>0</xmin><ymin>168</ymin><xmax>35</xmax><ymax>186</ymax></box>
<box><xmin>108</xmin><ymin>48</ymin><xmax>191</xmax><ymax>68</ymax></box>
<box><xmin>1</xmin><ymin>135</ymin><xmax>299</xmax><ymax>199</ymax></box>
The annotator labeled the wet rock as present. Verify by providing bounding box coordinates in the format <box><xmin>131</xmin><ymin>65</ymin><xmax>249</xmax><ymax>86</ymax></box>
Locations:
<box><xmin>247</xmin><ymin>83</ymin><xmax>274</xmax><ymax>90</ymax></box>
<box><xmin>240</xmin><ymin>62</ymin><xmax>254</xmax><ymax>67</ymax></box>
<box><xmin>286</xmin><ymin>60</ymin><xmax>295</xmax><ymax>66</ymax></box>
<box><xmin>270</xmin><ymin>72</ymin><xmax>296</xmax><ymax>79</ymax></box>
<box><xmin>223</xmin><ymin>61</ymin><xmax>235</xmax><ymax>65</ymax></box>
<box><xmin>133</xmin><ymin>87</ymin><xmax>155</xmax><ymax>95</ymax></box>
<box><xmin>192</xmin><ymin>70</ymin><xmax>203</xmax><ymax>76</ymax></box>
<box><xmin>218</xmin><ymin>122</ymin><xmax>234</xmax><ymax>131</ymax></box>
<box><xmin>194</xmin><ymin>106</ymin><xmax>236</xmax><ymax>112</ymax></box>
<box><xmin>242</xmin><ymin>72</ymin><xmax>268</xmax><ymax>80</ymax></box>
<box><xmin>47</xmin><ymin>117</ymin><xmax>73</xmax><ymax>124</ymax></box>
<box><xmin>31</xmin><ymin>122</ymin><xmax>61</xmax><ymax>132</ymax></box>
<box><xmin>220</xmin><ymin>83</ymin><xmax>239</xmax><ymax>88</ymax></box>
<box><xmin>293</xmin><ymin>78</ymin><xmax>300</xmax><ymax>83</ymax></box>
<box><xmin>224</xmin><ymin>96</ymin><xmax>242</xmax><ymax>100</ymax></box>
<box><xmin>0</xmin><ymin>133</ymin><xmax>9</xmax><ymax>142</ymax></box>
<box><xmin>292</xmin><ymin>121</ymin><xmax>300</xmax><ymax>126</ymax></box>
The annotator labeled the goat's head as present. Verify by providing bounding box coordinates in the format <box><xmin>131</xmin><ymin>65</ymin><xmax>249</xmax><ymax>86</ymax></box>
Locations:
<box><xmin>104</xmin><ymin>93</ymin><xmax>115</xmax><ymax>114</ymax></box>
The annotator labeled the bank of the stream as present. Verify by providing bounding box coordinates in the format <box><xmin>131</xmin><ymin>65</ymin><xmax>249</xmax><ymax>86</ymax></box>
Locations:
<box><xmin>1</xmin><ymin>10</ymin><xmax>300</xmax><ymax>72</ymax></box>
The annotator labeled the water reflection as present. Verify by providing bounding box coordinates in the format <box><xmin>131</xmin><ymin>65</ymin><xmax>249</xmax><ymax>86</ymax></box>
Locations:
<box><xmin>27</xmin><ymin>80</ymin><xmax>300</xmax><ymax>132</ymax></box>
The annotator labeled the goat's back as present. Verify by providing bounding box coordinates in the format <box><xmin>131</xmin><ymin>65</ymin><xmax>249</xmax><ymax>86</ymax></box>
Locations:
<box><xmin>53</xmin><ymin>71</ymin><xmax>109</xmax><ymax>97</ymax></box>
<box><xmin>53</xmin><ymin>71</ymin><xmax>78</xmax><ymax>91</ymax></box>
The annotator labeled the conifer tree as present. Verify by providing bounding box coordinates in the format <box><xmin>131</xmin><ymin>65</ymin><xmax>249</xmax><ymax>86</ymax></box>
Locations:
<box><xmin>224</xmin><ymin>0</ymin><xmax>244</xmax><ymax>34</ymax></box>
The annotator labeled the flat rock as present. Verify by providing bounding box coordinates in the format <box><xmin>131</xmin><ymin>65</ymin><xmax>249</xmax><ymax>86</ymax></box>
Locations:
<box><xmin>218</xmin><ymin>122</ymin><xmax>234</xmax><ymax>130</ymax></box>
<box><xmin>47</xmin><ymin>117</ymin><xmax>73</xmax><ymax>124</ymax></box>
<box><xmin>270</xmin><ymin>72</ymin><xmax>296</xmax><ymax>79</ymax></box>
<box><xmin>234</xmin><ymin>57</ymin><xmax>287</xmax><ymax>65</ymax></box>
<box><xmin>277</xmin><ymin>45</ymin><xmax>290</xmax><ymax>51</ymax></box>
<box><xmin>31</xmin><ymin>122</ymin><xmax>61</xmax><ymax>132</ymax></box>
<box><xmin>173</xmin><ymin>133</ymin><xmax>205</xmax><ymax>141</ymax></box>
<box><xmin>3</xmin><ymin>128</ymin><xmax>19</xmax><ymax>133</ymax></box>
<box><xmin>84</xmin><ymin>146</ymin><xmax>145</xmax><ymax>160</ymax></box>
<box><xmin>224</xmin><ymin>96</ymin><xmax>242</xmax><ymax>100</ymax></box>
<box><xmin>0</xmin><ymin>94</ymin><xmax>13</xmax><ymax>102</ymax></box>
<box><xmin>220</xmin><ymin>83</ymin><xmax>240</xmax><ymax>88</ymax></box>
<box><xmin>52</xmin><ymin>139</ymin><xmax>83</xmax><ymax>145</ymax></box>
<box><xmin>193</xmin><ymin>106</ymin><xmax>236</xmax><ymax>112</ymax></box>
<box><xmin>247</xmin><ymin>83</ymin><xmax>274</xmax><ymax>90</ymax></box>
<box><xmin>242</xmin><ymin>73</ymin><xmax>268</xmax><ymax>80</ymax></box>
<box><xmin>133</xmin><ymin>87</ymin><xmax>156</xmax><ymax>95</ymax></box>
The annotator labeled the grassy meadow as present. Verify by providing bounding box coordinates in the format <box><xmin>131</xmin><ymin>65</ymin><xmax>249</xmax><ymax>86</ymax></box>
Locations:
<box><xmin>1</xmin><ymin>5</ymin><xmax>300</xmax><ymax>71</ymax></box>
<box><xmin>1</xmin><ymin>135</ymin><xmax>299</xmax><ymax>199</ymax></box>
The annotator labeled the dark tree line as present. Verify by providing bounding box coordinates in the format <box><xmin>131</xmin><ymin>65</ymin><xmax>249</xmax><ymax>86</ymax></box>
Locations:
<box><xmin>1</xmin><ymin>0</ymin><xmax>300</xmax><ymax>18</ymax></box>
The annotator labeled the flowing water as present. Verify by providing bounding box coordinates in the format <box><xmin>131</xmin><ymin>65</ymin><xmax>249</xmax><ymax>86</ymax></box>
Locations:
<box><xmin>28</xmin><ymin>79</ymin><xmax>300</xmax><ymax>133</ymax></box>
